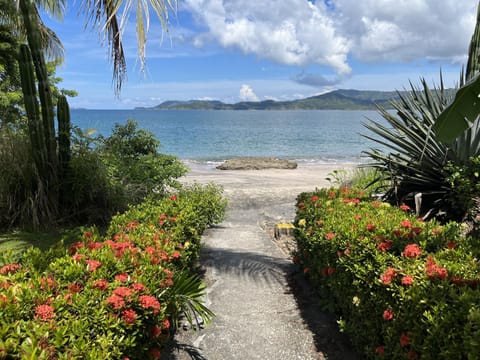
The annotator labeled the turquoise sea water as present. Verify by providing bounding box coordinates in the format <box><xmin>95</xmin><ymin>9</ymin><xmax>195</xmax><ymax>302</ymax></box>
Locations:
<box><xmin>70</xmin><ymin>109</ymin><xmax>386</xmax><ymax>166</ymax></box>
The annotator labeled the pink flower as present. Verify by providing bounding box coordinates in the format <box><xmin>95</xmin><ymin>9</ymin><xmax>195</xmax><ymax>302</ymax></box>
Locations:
<box><xmin>380</xmin><ymin>268</ymin><xmax>397</xmax><ymax>285</ymax></box>
<box><xmin>106</xmin><ymin>294</ymin><xmax>125</xmax><ymax>310</ymax></box>
<box><xmin>377</xmin><ymin>240</ymin><xmax>393</xmax><ymax>252</ymax></box>
<box><xmin>400</xmin><ymin>220</ymin><xmax>412</xmax><ymax>229</ymax></box>
<box><xmin>93</xmin><ymin>280</ymin><xmax>109</xmax><ymax>290</ymax></box>
<box><xmin>113</xmin><ymin>286</ymin><xmax>134</xmax><ymax>299</ymax></box>
<box><xmin>401</xmin><ymin>276</ymin><xmax>414</xmax><ymax>286</ymax></box>
<box><xmin>131</xmin><ymin>283</ymin><xmax>146</xmax><ymax>293</ymax></box>
<box><xmin>400</xmin><ymin>333</ymin><xmax>411</xmax><ymax>347</ymax></box>
<box><xmin>402</xmin><ymin>244</ymin><xmax>422</xmax><ymax>258</ymax></box>
<box><xmin>34</xmin><ymin>304</ymin><xmax>55</xmax><ymax>321</ymax></box>
<box><xmin>139</xmin><ymin>295</ymin><xmax>161</xmax><ymax>315</ymax></box>
<box><xmin>0</xmin><ymin>263</ymin><xmax>21</xmax><ymax>275</ymax></box>
<box><xmin>383</xmin><ymin>308</ymin><xmax>394</xmax><ymax>321</ymax></box>
<box><xmin>375</xmin><ymin>345</ymin><xmax>385</xmax><ymax>355</ymax></box>
<box><xmin>86</xmin><ymin>259</ymin><xmax>101</xmax><ymax>272</ymax></box>
<box><xmin>149</xmin><ymin>348</ymin><xmax>161</xmax><ymax>359</ymax></box>
<box><xmin>122</xmin><ymin>309</ymin><xmax>137</xmax><ymax>324</ymax></box>
<box><xmin>115</xmin><ymin>273</ymin><xmax>130</xmax><ymax>283</ymax></box>
<box><xmin>325</xmin><ymin>232</ymin><xmax>335</xmax><ymax>240</ymax></box>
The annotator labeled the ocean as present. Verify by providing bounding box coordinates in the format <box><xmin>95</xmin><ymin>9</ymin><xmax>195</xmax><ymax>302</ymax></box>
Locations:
<box><xmin>70</xmin><ymin>109</ymin><xmax>386</xmax><ymax>167</ymax></box>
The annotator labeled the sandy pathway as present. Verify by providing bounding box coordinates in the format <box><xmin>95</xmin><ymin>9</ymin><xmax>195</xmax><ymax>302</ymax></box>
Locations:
<box><xmin>165</xmin><ymin>164</ymin><xmax>360</xmax><ymax>360</ymax></box>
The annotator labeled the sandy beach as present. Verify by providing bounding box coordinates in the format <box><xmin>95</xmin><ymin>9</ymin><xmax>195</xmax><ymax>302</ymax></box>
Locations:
<box><xmin>183</xmin><ymin>163</ymin><xmax>356</xmax><ymax>221</ymax></box>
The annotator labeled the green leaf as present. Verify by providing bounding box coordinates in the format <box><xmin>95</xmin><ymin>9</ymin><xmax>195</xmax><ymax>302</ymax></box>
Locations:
<box><xmin>434</xmin><ymin>75</ymin><xmax>480</xmax><ymax>143</ymax></box>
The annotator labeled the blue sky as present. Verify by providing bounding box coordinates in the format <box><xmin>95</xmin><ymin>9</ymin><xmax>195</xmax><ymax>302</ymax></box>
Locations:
<box><xmin>43</xmin><ymin>0</ymin><xmax>478</xmax><ymax>109</ymax></box>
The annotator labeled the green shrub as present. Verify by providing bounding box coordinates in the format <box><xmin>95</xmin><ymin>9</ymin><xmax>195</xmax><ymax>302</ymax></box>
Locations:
<box><xmin>99</xmin><ymin>120</ymin><xmax>188</xmax><ymax>202</ymax></box>
<box><xmin>0</xmin><ymin>186</ymin><xmax>226</xmax><ymax>358</ymax></box>
<box><xmin>294</xmin><ymin>187</ymin><xmax>480</xmax><ymax>359</ymax></box>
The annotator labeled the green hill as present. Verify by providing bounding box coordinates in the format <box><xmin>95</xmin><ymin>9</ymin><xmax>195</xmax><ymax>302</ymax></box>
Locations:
<box><xmin>136</xmin><ymin>89</ymin><xmax>410</xmax><ymax>110</ymax></box>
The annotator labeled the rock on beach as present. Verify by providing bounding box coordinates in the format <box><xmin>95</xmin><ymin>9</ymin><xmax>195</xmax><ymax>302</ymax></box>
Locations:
<box><xmin>216</xmin><ymin>157</ymin><xmax>298</xmax><ymax>170</ymax></box>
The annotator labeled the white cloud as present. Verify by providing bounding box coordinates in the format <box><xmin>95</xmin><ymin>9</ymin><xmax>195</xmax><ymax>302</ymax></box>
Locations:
<box><xmin>183</xmin><ymin>0</ymin><xmax>476</xmax><ymax>75</ymax></box>
<box><xmin>239</xmin><ymin>84</ymin><xmax>259</xmax><ymax>101</ymax></box>
<box><xmin>334</xmin><ymin>0</ymin><xmax>476</xmax><ymax>63</ymax></box>
<box><xmin>184</xmin><ymin>0</ymin><xmax>351</xmax><ymax>74</ymax></box>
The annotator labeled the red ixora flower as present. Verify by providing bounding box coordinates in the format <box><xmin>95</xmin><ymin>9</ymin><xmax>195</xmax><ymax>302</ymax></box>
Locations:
<box><xmin>325</xmin><ymin>232</ymin><xmax>335</xmax><ymax>240</ymax></box>
<box><xmin>122</xmin><ymin>309</ymin><xmax>137</xmax><ymax>325</ymax></box>
<box><xmin>139</xmin><ymin>295</ymin><xmax>161</xmax><ymax>315</ymax></box>
<box><xmin>169</xmin><ymin>195</ymin><xmax>177</xmax><ymax>201</ymax></box>
<box><xmin>400</xmin><ymin>220</ymin><xmax>412</xmax><ymax>229</ymax></box>
<box><xmin>86</xmin><ymin>259</ymin><xmax>101</xmax><ymax>272</ymax></box>
<box><xmin>377</xmin><ymin>240</ymin><xmax>393</xmax><ymax>252</ymax></box>
<box><xmin>366</xmin><ymin>223</ymin><xmax>376</xmax><ymax>232</ymax></box>
<box><xmin>113</xmin><ymin>286</ymin><xmax>134</xmax><ymax>299</ymax></box>
<box><xmin>311</xmin><ymin>195</ymin><xmax>319</xmax><ymax>202</ymax></box>
<box><xmin>400</xmin><ymin>204</ymin><xmax>410</xmax><ymax>211</ymax></box>
<box><xmin>380</xmin><ymin>268</ymin><xmax>397</xmax><ymax>285</ymax></box>
<box><xmin>93</xmin><ymin>279</ymin><xmax>109</xmax><ymax>290</ymax></box>
<box><xmin>0</xmin><ymin>263</ymin><xmax>21</xmax><ymax>275</ymax></box>
<box><xmin>172</xmin><ymin>251</ymin><xmax>181</xmax><ymax>259</ymax></box>
<box><xmin>375</xmin><ymin>345</ymin><xmax>385</xmax><ymax>355</ymax></box>
<box><xmin>34</xmin><ymin>304</ymin><xmax>55</xmax><ymax>321</ymax></box>
<box><xmin>106</xmin><ymin>294</ymin><xmax>125</xmax><ymax>310</ymax></box>
<box><xmin>149</xmin><ymin>348</ymin><xmax>161</xmax><ymax>359</ymax></box>
<box><xmin>68</xmin><ymin>283</ymin><xmax>82</xmax><ymax>293</ymax></box>
<box><xmin>115</xmin><ymin>273</ymin><xmax>130</xmax><ymax>283</ymax></box>
<box><xmin>400</xmin><ymin>333</ymin><xmax>411</xmax><ymax>347</ymax></box>
<box><xmin>401</xmin><ymin>275</ymin><xmax>414</xmax><ymax>286</ymax></box>
<box><xmin>151</xmin><ymin>324</ymin><xmax>162</xmax><ymax>338</ymax></box>
<box><xmin>131</xmin><ymin>283</ymin><xmax>146</xmax><ymax>293</ymax></box>
<box><xmin>402</xmin><ymin>244</ymin><xmax>422</xmax><ymax>258</ymax></box>
<box><xmin>383</xmin><ymin>308</ymin><xmax>394</xmax><ymax>321</ymax></box>
<box><xmin>425</xmin><ymin>256</ymin><xmax>448</xmax><ymax>280</ymax></box>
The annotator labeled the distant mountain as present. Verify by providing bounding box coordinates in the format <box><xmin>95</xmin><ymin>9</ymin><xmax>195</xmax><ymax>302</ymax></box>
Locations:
<box><xmin>136</xmin><ymin>89</ymin><xmax>407</xmax><ymax>110</ymax></box>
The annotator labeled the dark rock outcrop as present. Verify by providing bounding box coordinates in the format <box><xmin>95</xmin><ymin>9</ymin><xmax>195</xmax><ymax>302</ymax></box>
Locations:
<box><xmin>216</xmin><ymin>157</ymin><xmax>298</xmax><ymax>170</ymax></box>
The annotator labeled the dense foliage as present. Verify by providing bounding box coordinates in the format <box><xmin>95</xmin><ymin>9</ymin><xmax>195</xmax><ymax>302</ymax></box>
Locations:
<box><xmin>294</xmin><ymin>187</ymin><xmax>480</xmax><ymax>359</ymax></box>
<box><xmin>0</xmin><ymin>184</ymin><xmax>226</xmax><ymax>359</ymax></box>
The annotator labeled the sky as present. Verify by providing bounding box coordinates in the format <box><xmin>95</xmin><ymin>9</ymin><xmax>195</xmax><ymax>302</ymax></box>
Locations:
<box><xmin>42</xmin><ymin>0</ymin><xmax>478</xmax><ymax>109</ymax></box>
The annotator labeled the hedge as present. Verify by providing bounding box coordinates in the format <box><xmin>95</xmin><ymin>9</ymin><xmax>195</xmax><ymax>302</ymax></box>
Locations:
<box><xmin>294</xmin><ymin>187</ymin><xmax>480</xmax><ymax>359</ymax></box>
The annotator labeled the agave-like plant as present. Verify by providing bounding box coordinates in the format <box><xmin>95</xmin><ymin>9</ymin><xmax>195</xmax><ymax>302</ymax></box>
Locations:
<box><xmin>362</xmin><ymin>1</ymin><xmax>480</xmax><ymax>222</ymax></box>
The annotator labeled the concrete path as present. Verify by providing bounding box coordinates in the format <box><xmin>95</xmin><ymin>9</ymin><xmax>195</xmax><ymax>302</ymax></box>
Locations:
<box><xmin>165</xmin><ymin>165</ymin><xmax>360</xmax><ymax>360</ymax></box>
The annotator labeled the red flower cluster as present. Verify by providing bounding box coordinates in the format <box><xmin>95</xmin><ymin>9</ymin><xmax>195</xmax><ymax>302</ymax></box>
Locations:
<box><xmin>400</xmin><ymin>204</ymin><xmax>410</xmax><ymax>211</ymax></box>
<box><xmin>366</xmin><ymin>223</ymin><xmax>376</xmax><ymax>232</ymax></box>
<box><xmin>325</xmin><ymin>232</ymin><xmax>335</xmax><ymax>240</ymax></box>
<box><xmin>343</xmin><ymin>198</ymin><xmax>360</xmax><ymax>205</ymax></box>
<box><xmin>34</xmin><ymin>304</ymin><xmax>55</xmax><ymax>321</ymax></box>
<box><xmin>400</xmin><ymin>220</ymin><xmax>412</xmax><ymax>229</ymax></box>
<box><xmin>383</xmin><ymin>308</ymin><xmax>394</xmax><ymax>321</ymax></box>
<box><xmin>377</xmin><ymin>239</ymin><xmax>393</xmax><ymax>252</ymax></box>
<box><xmin>87</xmin><ymin>242</ymin><xmax>103</xmax><ymax>251</ymax></box>
<box><xmin>131</xmin><ymin>282</ymin><xmax>146</xmax><ymax>293</ymax></box>
<box><xmin>86</xmin><ymin>259</ymin><xmax>102</xmax><ymax>272</ymax></box>
<box><xmin>149</xmin><ymin>348</ymin><xmax>161</xmax><ymax>359</ymax></box>
<box><xmin>311</xmin><ymin>195</ymin><xmax>319</xmax><ymax>202</ymax></box>
<box><xmin>375</xmin><ymin>345</ymin><xmax>385</xmax><ymax>355</ymax></box>
<box><xmin>115</xmin><ymin>273</ymin><xmax>130</xmax><ymax>283</ymax></box>
<box><xmin>139</xmin><ymin>295</ymin><xmax>161</xmax><ymax>315</ymax></box>
<box><xmin>401</xmin><ymin>275</ymin><xmax>414</xmax><ymax>286</ymax></box>
<box><xmin>93</xmin><ymin>279</ymin><xmax>109</xmax><ymax>290</ymax></box>
<box><xmin>400</xmin><ymin>333</ymin><xmax>411</xmax><ymax>347</ymax></box>
<box><xmin>122</xmin><ymin>309</ymin><xmax>137</xmax><ymax>324</ymax></box>
<box><xmin>402</xmin><ymin>244</ymin><xmax>422</xmax><ymax>258</ymax></box>
<box><xmin>113</xmin><ymin>286</ymin><xmax>134</xmax><ymax>299</ymax></box>
<box><xmin>106</xmin><ymin>294</ymin><xmax>126</xmax><ymax>310</ymax></box>
<box><xmin>425</xmin><ymin>256</ymin><xmax>448</xmax><ymax>279</ymax></box>
<box><xmin>68</xmin><ymin>283</ymin><xmax>82</xmax><ymax>293</ymax></box>
<box><xmin>40</xmin><ymin>276</ymin><xmax>56</xmax><ymax>290</ymax></box>
<box><xmin>0</xmin><ymin>263</ymin><xmax>21</xmax><ymax>275</ymax></box>
<box><xmin>380</xmin><ymin>268</ymin><xmax>397</xmax><ymax>285</ymax></box>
